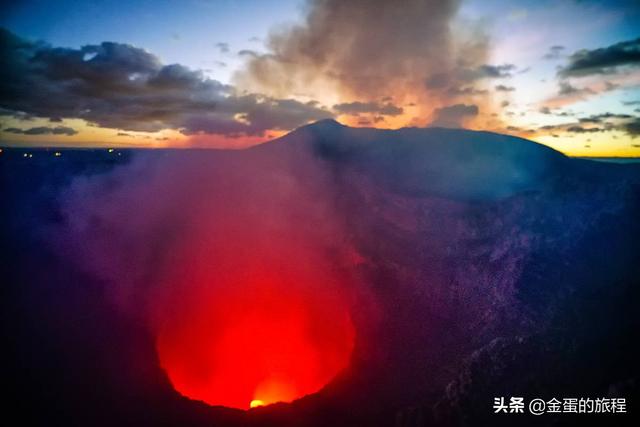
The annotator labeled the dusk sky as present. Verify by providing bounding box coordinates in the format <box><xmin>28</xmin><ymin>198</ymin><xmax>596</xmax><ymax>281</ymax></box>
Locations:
<box><xmin>1</xmin><ymin>0</ymin><xmax>639</xmax><ymax>156</ymax></box>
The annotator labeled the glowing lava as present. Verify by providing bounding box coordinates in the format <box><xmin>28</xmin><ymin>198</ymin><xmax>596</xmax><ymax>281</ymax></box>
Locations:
<box><xmin>250</xmin><ymin>399</ymin><xmax>264</xmax><ymax>408</ymax></box>
<box><xmin>156</xmin><ymin>271</ymin><xmax>355</xmax><ymax>410</ymax></box>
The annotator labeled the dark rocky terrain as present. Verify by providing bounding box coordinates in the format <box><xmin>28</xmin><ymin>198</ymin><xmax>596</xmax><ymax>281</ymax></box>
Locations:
<box><xmin>2</xmin><ymin>120</ymin><xmax>639</xmax><ymax>426</ymax></box>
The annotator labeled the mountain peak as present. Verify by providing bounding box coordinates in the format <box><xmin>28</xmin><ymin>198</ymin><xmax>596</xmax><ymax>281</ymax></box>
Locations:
<box><xmin>257</xmin><ymin>119</ymin><xmax>569</xmax><ymax>200</ymax></box>
<box><xmin>306</xmin><ymin>118</ymin><xmax>345</xmax><ymax>129</ymax></box>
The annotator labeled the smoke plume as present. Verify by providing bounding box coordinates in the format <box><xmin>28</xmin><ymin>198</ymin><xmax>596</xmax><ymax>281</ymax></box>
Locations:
<box><xmin>235</xmin><ymin>0</ymin><xmax>495</xmax><ymax>127</ymax></box>
<box><xmin>56</xmin><ymin>146</ymin><xmax>368</xmax><ymax>409</ymax></box>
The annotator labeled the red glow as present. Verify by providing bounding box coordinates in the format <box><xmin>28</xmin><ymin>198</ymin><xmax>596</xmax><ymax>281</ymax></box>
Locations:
<box><xmin>156</xmin><ymin>270</ymin><xmax>355</xmax><ymax>409</ymax></box>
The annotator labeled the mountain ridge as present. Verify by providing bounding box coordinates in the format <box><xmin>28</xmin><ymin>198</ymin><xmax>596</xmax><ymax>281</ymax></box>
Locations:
<box><xmin>253</xmin><ymin>119</ymin><xmax>569</xmax><ymax>200</ymax></box>
<box><xmin>257</xmin><ymin>119</ymin><xmax>567</xmax><ymax>158</ymax></box>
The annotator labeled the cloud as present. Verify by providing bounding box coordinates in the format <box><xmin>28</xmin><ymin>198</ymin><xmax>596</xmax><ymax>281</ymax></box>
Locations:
<box><xmin>566</xmin><ymin>125</ymin><xmax>603</xmax><ymax>133</ymax></box>
<box><xmin>560</xmin><ymin>37</ymin><xmax>640</xmax><ymax>77</ymax></box>
<box><xmin>623</xmin><ymin>118</ymin><xmax>640</xmax><ymax>137</ymax></box>
<box><xmin>534</xmin><ymin>112</ymin><xmax>639</xmax><ymax>138</ymax></box>
<box><xmin>425</xmin><ymin>64</ymin><xmax>515</xmax><ymax>90</ymax></box>
<box><xmin>430</xmin><ymin>103</ymin><xmax>479</xmax><ymax>128</ymax></box>
<box><xmin>543</xmin><ymin>76</ymin><xmax>630</xmax><ymax>110</ymax></box>
<box><xmin>558</xmin><ymin>81</ymin><xmax>584</xmax><ymax>95</ymax></box>
<box><xmin>0</xmin><ymin>28</ymin><xmax>332</xmax><ymax>137</ymax></box>
<box><xmin>542</xmin><ymin>45</ymin><xmax>565</xmax><ymax>60</ymax></box>
<box><xmin>332</xmin><ymin>101</ymin><xmax>403</xmax><ymax>116</ymax></box>
<box><xmin>0</xmin><ymin>107</ymin><xmax>35</xmax><ymax>120</ymax></box>
<box><xmin>424</xmin><ymin>73</ymin><xmax>451</xmax><ymax>89</ymax></box>
<box><xmin>237</xmin><ymin>49</ymin><xmax>259</xmax><ymax>58</ymax></box>
<box><xmin>214</xmin><ymin>42</ymin><xmax>229</xmax><ymax>53</ymax></box>
<box><xmin>459</xmin><ymin>64</ymin><xmax>516</xmax><ymax>81</ymax></box>
<box><xmin>4</xmin><ymin>125</ymin><xmax>78</xmax><ymax>135</ymax></box>
<box><xmin>234</xmin><ymin>0</ymin><xmax>493</xmax><ymax>126</ymax></box>
<box><xmin>557</xmin><ymin>81</ymin><xmax>596</xmax><ymax>97</ymax></box>
<box><xmin>578</xmin><ymin>112</ymin><xmax>632</xmax><ymax>123</ymax></box>
<box><xmin>180</xmin><ymin>96</ymin><xmax>333</xmax><ymax>136</ymax></box>
<box><xmin>495</xmin><ymin>84</ymin><xmax>515</xmax><ymax>92</ymax></box>
<box><xmin>447</xmin><ymin>86</ymin><xmax>488</xmax><ymax>96</ymax></box>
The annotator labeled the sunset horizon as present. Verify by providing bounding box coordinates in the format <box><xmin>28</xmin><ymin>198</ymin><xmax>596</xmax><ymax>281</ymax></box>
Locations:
<box><xmin>2</xmin><ymin>0</ymin><xmax>639</xmax><ymax>156</ymax></box>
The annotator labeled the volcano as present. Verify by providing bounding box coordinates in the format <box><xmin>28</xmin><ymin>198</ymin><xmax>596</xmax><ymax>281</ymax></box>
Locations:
<box><xmin>2</xmin><ymin>120</ymin><xmax>639</xmax><ymax>426</ymax></box>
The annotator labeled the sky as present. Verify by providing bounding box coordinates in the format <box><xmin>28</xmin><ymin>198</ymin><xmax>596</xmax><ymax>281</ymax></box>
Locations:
<box><xmin>1</xmin><ymin>0</ymin><xmax>639</xmax><ymax>156</ymax></box>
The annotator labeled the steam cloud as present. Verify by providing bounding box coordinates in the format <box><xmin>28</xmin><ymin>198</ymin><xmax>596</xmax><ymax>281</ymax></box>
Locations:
<box><xmin>55</xmin><ymin>144</ymin><xmax>369</xmax><ymax>408</ymax></box>
<box><xmin>58</xmin><ymin>146</ymin><xmax>360</xmax><ymax>313</ymax></box>
<box><xmin>235</xmin><ymin>0</ymin><xmax>496</xmax><ymax>127</ymax></box>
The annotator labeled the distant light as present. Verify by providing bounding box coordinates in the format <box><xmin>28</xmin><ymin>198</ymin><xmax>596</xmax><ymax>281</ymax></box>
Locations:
<box><xmin>54</xmin><ymin>152</ymin><xmax>62</xmax><ymax>157</ymax></box>
<box><xmin>108</xmin><ymin>148</ymin><xmax>114</xmax><ymax>153</ymax></box>
<box><xmin>28</xmin><ymin>153</ymin><xmax>33</xmax><ymax>158</ymax></box>
<box><xmin>23</xmin><ymin>153</ymin><xmax>28</xmax><ymax>157</ymax></box>
<box><xmin>249</xmin><ymin>400</ymin><xmax>264</xmax><ymax>409</ymax></box>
